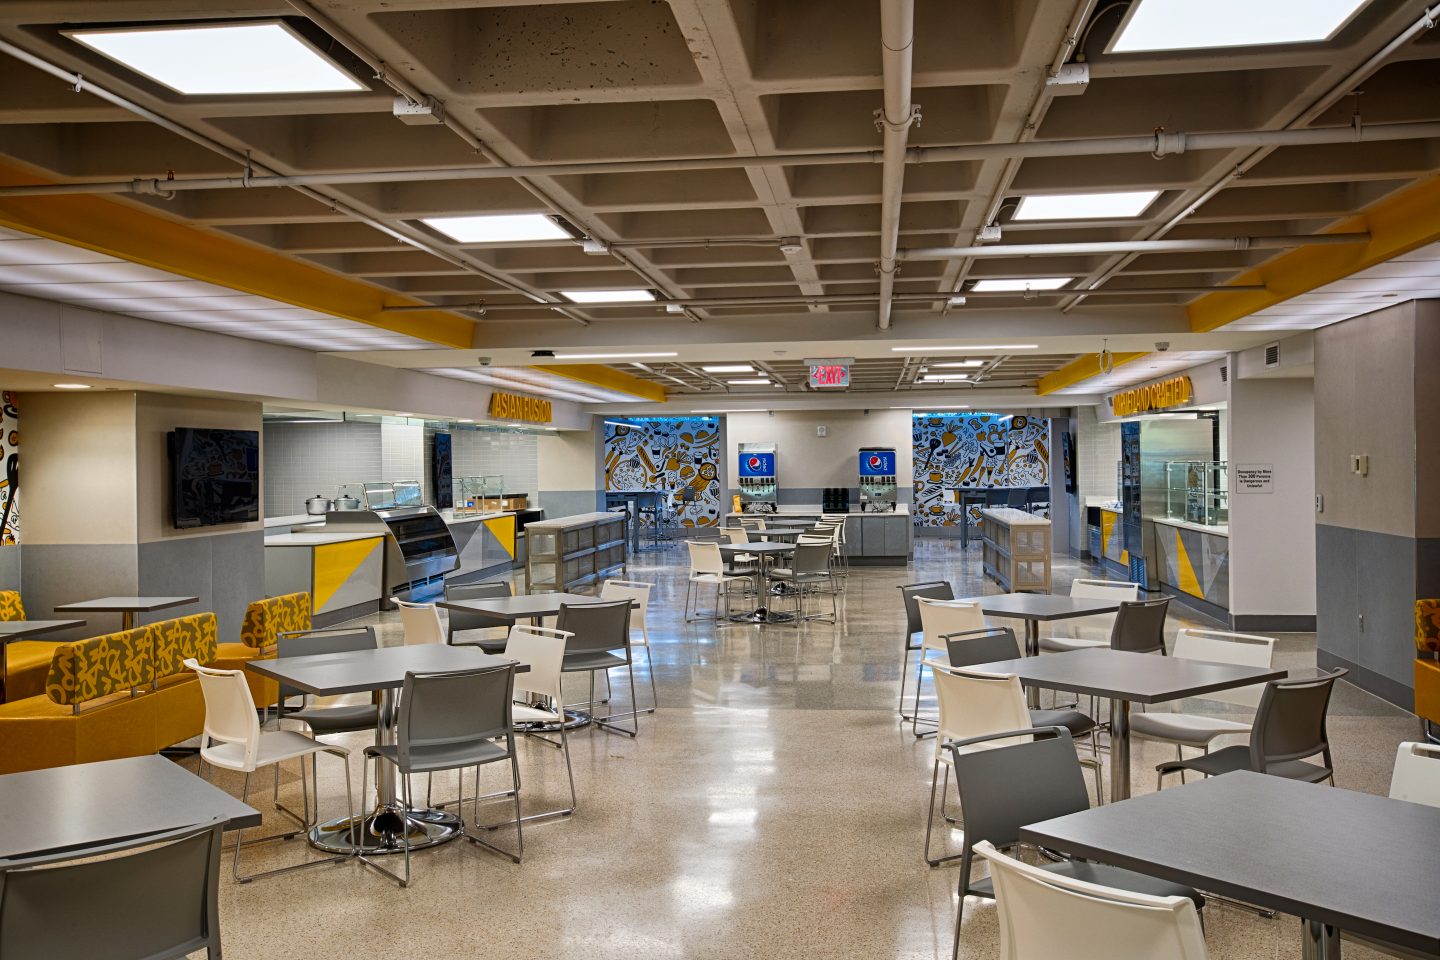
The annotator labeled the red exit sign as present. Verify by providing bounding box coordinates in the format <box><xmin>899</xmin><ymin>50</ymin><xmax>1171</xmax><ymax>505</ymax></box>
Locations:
<box><xmin>807</xmin><ymin>358</ymin><xmax>852</xmax><ymax>389</ymax></box>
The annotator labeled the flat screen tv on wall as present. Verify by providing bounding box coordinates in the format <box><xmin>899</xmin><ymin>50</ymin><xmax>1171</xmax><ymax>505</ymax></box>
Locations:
<box><xmin>168</xmin><ymin>427</ymin><xmax>260</xmax><ymax>528</ymax></box>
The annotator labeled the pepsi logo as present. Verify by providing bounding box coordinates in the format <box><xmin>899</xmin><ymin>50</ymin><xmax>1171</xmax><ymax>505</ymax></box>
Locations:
<box><xmin>868</xmin><ymin>455</ymin><xmax>883</xmax><ymax>468</ymax></box>
<box><xmin>747</xmin><ymin>456</ymin><xmax>762</xmax><ymax>469</ymax></box>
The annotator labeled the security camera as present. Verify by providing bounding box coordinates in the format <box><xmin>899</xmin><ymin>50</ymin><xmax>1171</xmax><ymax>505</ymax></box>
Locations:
<box><xmin>1155</xmin><ymin>341</ymin><xmax>1171</xmax><ymax>352</ymax></box>
<box><xmin>476</xmin><ymin>355</ymin><xmax>493</xmax><ymax>367</ymax></box>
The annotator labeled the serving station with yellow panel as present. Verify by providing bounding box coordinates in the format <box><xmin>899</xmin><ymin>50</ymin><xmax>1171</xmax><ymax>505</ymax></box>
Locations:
<box><xmin>263</xmin><ymin>530</ymin><xmax>385</xmax><ymax>626</ymax></box>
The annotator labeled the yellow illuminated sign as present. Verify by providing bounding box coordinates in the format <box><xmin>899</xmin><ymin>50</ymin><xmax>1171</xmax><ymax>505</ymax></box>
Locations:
<box><xmin>488</xmin><ymin>392</ymin><xmax>553</xmax><ymax>424</ymax></box>
<box><xmin>1112</xmin><ymin>376</ymin><xmax>1193</xmax><ymax>417</ymax></box>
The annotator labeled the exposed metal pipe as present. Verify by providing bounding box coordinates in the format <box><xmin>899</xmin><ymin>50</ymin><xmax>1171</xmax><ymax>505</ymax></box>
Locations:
<box><xmin>0</xmin><ymin>36</ymin><xmax>591</xmax><ymax>326</ymax></box>
<box><xmin>4</xmin><ymin>121</ymin><xmax>1440</xmax><ymax>199</ymax></box>
<box><xmin>903</xmin><ymin>232</ymin><xmax>1369</xmax><ymax>261</ymax></box>
<box><xmin>380</xmin><ymin>283</ymin><xmax>1265</xmax><ymax>313</ymax></box>
<box><xmin>1062</xmin><ymin>2</ymin><xmax>1440</xmax><ymax>312</ymax></box>
<box><xmin>876</xmin><ymin>0</ymin><xmax>917</xmax><ymax>331</ymax></box>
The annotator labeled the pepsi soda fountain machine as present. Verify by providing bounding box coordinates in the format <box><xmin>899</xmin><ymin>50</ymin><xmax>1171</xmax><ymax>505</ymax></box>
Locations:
<box><xmin>737</xmin><ymin>443</ymin><xmax>779</xmax><ymax>514</ymax></box>
<box><xmin>858</xmin><ymin>448</ymin><xmax>898</xmax><ymax>512</ymax></box>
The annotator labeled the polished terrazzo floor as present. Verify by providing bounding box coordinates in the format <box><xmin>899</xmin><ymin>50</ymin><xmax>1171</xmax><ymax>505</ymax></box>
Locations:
<box><xmin>189</xmin><ymin>538</ymin><xmax>1416</xmax><ymax>959</ymax></box>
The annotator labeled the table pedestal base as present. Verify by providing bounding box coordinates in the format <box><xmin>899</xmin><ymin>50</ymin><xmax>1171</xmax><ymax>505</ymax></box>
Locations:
<box><xmin>1301</xmin><ymin>920</ymin><xmax>1341</xmax><ymax>960</ymax></box>
<box><xmin>308</xmin><ymin>805</ymin><xmax>461</xmax><ymax>855</ymax></box>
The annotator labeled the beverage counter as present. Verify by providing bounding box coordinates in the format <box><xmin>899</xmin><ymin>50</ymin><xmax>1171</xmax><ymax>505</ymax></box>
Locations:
<box><xmin>722</xmin><ymin>505</ymin><xmax>912</xmax><ymax>565</ymax></box>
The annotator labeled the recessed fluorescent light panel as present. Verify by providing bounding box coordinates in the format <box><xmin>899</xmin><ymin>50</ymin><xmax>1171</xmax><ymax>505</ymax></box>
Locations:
<box><xmin>727</xmin><ymin>379</ymin><xmax>772</xmax><ymax>386</ymax></box>
<box><xmin>701</xmin><ymin>364</ymin><xmax>756</xmax><ymax>374</ymax></box>
<box><xmin>67</xmin><ymin>22</ymin><xmax>366</xmax><ymax>95</ymax></box>
<box><xmin>1013</xmin><ymin>191</ymin><xmax>1160</xmax><ymax>221</ymax></box>
<box><xmin>921</xmin><ymin>375</ymin><xmax>974</xmax><ymax>383</ymax></box>
<box><xmin>421</xmin><ymin>214</ymin><xmax>569</xmax><ymax>244</ymax></box>
<box><xmin>561</xmin><ymin>289</ymin><xmax>656</xmax><ymax>304</ymax></box>
<box><xmin>970</xmin><ymin>278</ymin><xmax>1073</xmax><ymax>292</ymax></box>
<box><xmin>931</xmin><ymin>360</ymin><xmax>985</xmax><ymax>368</ymax></box>
<box><xmin>553</xmin><ymin>351</ymin><xmax>676</xmax><ymax>360</ymax></box>
<box><xmin>891</xmin><ymin>345</ymin><xmax>1039</xmax><ymax>353</ymax></box>
<box><xmin>1110</xmin><ymin>0</ymin><xmax>1372</xmax><ymax>52</ymax></box>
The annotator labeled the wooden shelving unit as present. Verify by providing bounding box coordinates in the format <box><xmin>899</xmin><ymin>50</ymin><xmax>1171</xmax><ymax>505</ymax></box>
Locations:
<box><xmin>525</xmin><ymin>512</ymin><xmax>628</xmax><ymax>593</ymax></box>
<box><xmin>980</xmin><ymin>507</ymin><xmax>1052</xmax><ymax>593</ymax></box>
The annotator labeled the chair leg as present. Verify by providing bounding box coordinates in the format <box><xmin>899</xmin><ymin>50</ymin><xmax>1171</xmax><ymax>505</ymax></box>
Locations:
<box><xmin>911</xmin><ymin>657</ymin><xmax>938</xmax><ymax>738</ymax></box>
<box><xmin>952</xmin><ymin>848</ymin><xmax>975</xmax><ymax>960</ymax></box>
<box><xmin>358</xmin><ymin>757</ymin><xmax>412</xmax><ymax>888</ymax></box>
<box><xmin>898</xmin><ymin>646</ymin><xmax>914</xmax><ymax>722</ymax></box>
<box><xmin>594</xmin><ymin>662</ymin><xmax>641</xmax><ymax>738</ymax></box>
<box><xmin>466</xmin><ymin>754</ymin><xmax>524</xmax><ymax>863</ymax></box>
<box><xmin>234</xmin><ymin>752</ymin><xmax>355</xmax><ymax>884</ymax></box>
<box><xmin>641</xmin><ymin>644</ymin><xmax>659</xmax><ymax>714</ymax></box>
<box><xmin>924</xmin><ymin>759</ymin><xmax>963</xmax><ymax>867</ymax></box>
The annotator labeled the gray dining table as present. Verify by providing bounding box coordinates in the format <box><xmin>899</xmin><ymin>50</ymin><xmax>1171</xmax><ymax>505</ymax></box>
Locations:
<box><xmin>248</xmin><ymin>644</ymin><xmax>525</xmax><ymax>856</ymax></box>
<box><xmin>435</xmin><ymin>591</ymin><xmax>634</xmax><ymax>624</ymax></box>
<box><xmin>1022</xmin><ymin>771</ymin><xmax>1440</xmax><ymax>960</ymax></box>
<box><xmin>0</xmin><ymin>755</ymin><xmax>260</xmax><ymax>861</ymax></box>
<box><xmin>719</xmin><ymin>541</ymin><xmax>795</xmax><ymax>623</ymax></box>
<box><xmin>963</xmin><ymin>592</ymin><xmax>1123</xmax><ymax>656</ymax></box>
<box><xmin>966</xmin><ymin>647</ymin><xmax>1285</xmax><ymax>800</ymax></box>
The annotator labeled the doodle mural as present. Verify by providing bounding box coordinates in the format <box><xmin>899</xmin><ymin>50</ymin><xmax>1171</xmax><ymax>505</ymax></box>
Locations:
<box><xmin>912</xmin><ymin>412</ymin><xmax>1050</xmax><ymax>528</ymax></box>
<box><xmin>603</xmin><ymin>417</ymin><xmax>721</xmax><ymax>529</ymax></box>
<box><xmin>0</xmin><ymin>392</ymin><xmax>17</xmax><ymax>545</ymax></box>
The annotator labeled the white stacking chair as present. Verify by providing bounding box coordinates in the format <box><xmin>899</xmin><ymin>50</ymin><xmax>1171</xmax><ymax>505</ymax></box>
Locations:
<box><xmin>684</xmin><ymin>540</ymin><xmax>751</xmax><ymax>622</ymax></box>
<box><xmin>1131</xmin><ymin>629</ymin><xmax>1276</xmax><ymax>773</ymax></box>
<box><xmin>186</xmin><ymin>659</ymin><xmax>355</xmax><ymax>883</ymax></box>
<box><xmin>600</xmin><ymin>579</ymin><xmax>658</xmax><ymax>714</ymax></box>
<box><xmin>1038</xmin><ymin>579</ymin><xmax>1140</xmax><ymax>652</ymax></box>
<box><xmin>821</xmin><ymin>514</ymin><xmax>849</xmax><ymax>573</ymax></box>
<box><xmin>974</xmin><ymin>840</ymin><xmax>1209</xmax><ymax>960</ymax></box>
<box><xmin>1390</xmin><ymin>741</ymin><xmax>1440</xmax><ymax>806</ymax></box>
<box><xmin>721</xmin><ymin>527</ymin><xmax>759</xmax><ymax>569</ymax></box>
<box><xmin>503</xmin><ymin>625</ymin><xmax>578</xmax><ymax>821</ymax></box>
<box><xmin>391</xmin><ymin>597</ymin><xmax>445</xmax><ymax>645</ymax></box>
<box><xmin>922</xmin><ymin>665</ymin><xmax>1032</xmax><ymax>866</ymax></box>
<box><xmin>911</xmin><ymin>597</ymin><xmax>985</xmax><ymax>735</ymax></box>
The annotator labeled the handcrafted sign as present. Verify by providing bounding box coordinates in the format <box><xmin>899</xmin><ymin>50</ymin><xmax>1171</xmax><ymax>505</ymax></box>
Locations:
<box><xmin>1235</xmin><ymin>464</ymin><xmax>1274</xmax><ymax>493</ymax></box>
<box><xmin>1112</xmin><ymin>376</ymin><xmax>1193</xmax><ymax>417</ymax></box>
<box><xmin>806</xmin><ymin>358</ymin><xmax>853</xmax><ymax>389</ymax></box>
<box><xmin>488</xmin><ymin>392</ymin><xmax>552</xmax><ymax>423</ymax></box>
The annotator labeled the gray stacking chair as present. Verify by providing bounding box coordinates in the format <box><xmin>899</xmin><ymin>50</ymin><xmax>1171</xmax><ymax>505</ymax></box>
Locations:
<box><xmin>443</xmin><ymin>580</ymin><xmax>513</xmax><ymax>651</ymax></box>
<box><xmin>1112</xmin><ymin>596</ymin><xmax>1171</xmax><ymax>654</ymax></box>
<box><xmin>275</xmin><ymin>626</ymin><xmax>380</xmax><ymax>736</ymax></box>
<box><xmin>768</xmin><ymin>539</ymin><xmax>836</xmax><ymax>626</ymax></box>
<box><xmin>0</xmin><ymin>819</ymin><xmax>225</xmax><ymax>960</ymax></box>
<box><xmin>556</xmin><ymin>599</ymin><xmax>640</xmax><ymax>738</ymax></box>
<box><xmin>944</xmin><ymin>729</ymin><xmax>1203</xmax><ymax>960</ymax></box>
<box><xmin>1156</xmin><ymin>669</ymin><xmax>1346</xmax><ymax>789</ymax></box>
<box><xmin>360</xmin><ymin>662</ymin><xmax>522</xmax><ymax>887</ymax></box>
<box><xmin>945</xmin><ymin>627</ymin><xmax>1103</xmax><ymax>803</ymax></box>
<box><xmin>897</xmin><ymin>581</ymin><xmax>954</xmax><ymax>723</ymax></box>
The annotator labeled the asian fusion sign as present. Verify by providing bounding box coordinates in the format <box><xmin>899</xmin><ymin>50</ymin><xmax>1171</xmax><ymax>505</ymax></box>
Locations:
<box><xmin>488</xmin><ymin>392</ymin><xmax>552</xmax><ymax>423</ymax></box>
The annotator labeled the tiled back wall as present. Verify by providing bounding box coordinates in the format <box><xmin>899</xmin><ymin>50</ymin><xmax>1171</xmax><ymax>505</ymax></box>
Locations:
<box><xmin>264</xmin><ymin>421</ymin><xmax>541</xmax><ymax>518</ymax></box>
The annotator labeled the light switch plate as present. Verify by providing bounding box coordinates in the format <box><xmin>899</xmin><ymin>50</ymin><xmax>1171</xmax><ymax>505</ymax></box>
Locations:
<box><xmin>816</xmin><ymin>425</ymin><xmax>827</xmax><ymax>438</ymax></box>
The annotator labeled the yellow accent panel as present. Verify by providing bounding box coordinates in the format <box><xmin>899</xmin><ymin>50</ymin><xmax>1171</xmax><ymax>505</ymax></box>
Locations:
<box><xmin>1173</xmin><ymin>529</ymin><xmax>1204</xmax><ymax>598</ymax></box>
<box><xmin>1416</xmin><ymin>659</ymin><xmax>1440</xmax><ymax>725</ymax></box>
<box><xmin>483</xmin><ymin>514</ymin><xmax>517</xmax><ymax>559</ymax></box>
<box><xmin>312</xmin><ymin>537</ymin><xmax>381</xmax><ymax>612</ymax></box>
<box><xmin>1188</xmin><ymin>175</ymin><xmax>1440</xmax><ymax>332</ymax></box>
<box><xmin>1120</xmin><ymin>549</ymin><xmax>1129</xmax><ymax>565</ymax></box>
<box><xmin>531</xmin><ymin>364</ymin><xmax>666</xmax><ymax>402</ymax></box>
<box><xmin>1101</xmin><ymin>510</ymin><xmax>1117</xmax><ymax>547</ymax></box>
<box><xmin>0</xmin><ymin>160</ymin><xmax>472</xmax><ymax>348</ymax></box>
<box><xmin>1036</xmin><ymin>352</ymin><xmax>1149</xmax><ymax>396</ymax></box>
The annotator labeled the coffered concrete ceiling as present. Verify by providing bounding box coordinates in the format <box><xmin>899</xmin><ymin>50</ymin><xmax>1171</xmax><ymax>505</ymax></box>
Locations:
<box><xmin>0</xmin><ymin>0</ymin><xmax>1436</xmax><ymax>402</ymax></box>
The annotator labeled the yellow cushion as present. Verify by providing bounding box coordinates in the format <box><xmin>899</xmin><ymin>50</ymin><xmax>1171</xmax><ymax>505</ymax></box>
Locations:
<box><xmin>153</xmin><ymin>674</ymin><xmax>205</xmax><ymax>751</ymax></box>
<box><xmin>213</xmin><ymin>641</ymin><xmax>277</xmax><ymax>705</ymax></box>
<box><xmin>3</xmin><ymin>640</ymin><xmax>63</xmax><ymax>701</ymax></box>
<box><xmin>0</xmin><ymin>692</ymin><xmax>158</xmax><ymax>775</ymax></box>
<box><xmin>0</xmin><ymin>590</ymin><xmax>24</xmax><ymax>622</ymax></box>
<box><xmin>150</xmin><ymin>612</ymin><xmax>218</xmax><ymax>678</ymax></box>
<box><xmin>1417</xmin><ymin>599</ymin><xmax>1440</xmax><ymax>655</ymax></box>
<box><xmin>240</xmin><ymin>592</ymin><xmax>311</xmax><ymax>650</ymax></box>
<box><xmin>45</xmin><ymin>628</ymin><xmax>153</xmax><ymax>705</ymax></box>
<box><xmin>1416</xmin><ymin>659</ymin><xmax>1440</xmax><ymax>725</ymax></box>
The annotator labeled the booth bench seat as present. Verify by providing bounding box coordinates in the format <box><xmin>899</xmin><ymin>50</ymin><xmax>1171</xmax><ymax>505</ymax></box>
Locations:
<box><xmin>0</xmin><ymin>612</ymin><xmax>217</xmax><ymax>775</ymax></box>
<box><xmin>211</xmin><ymin>592</ymin><xmax>311</xmax><ymax>704</ymax></box>
<box><xmin>0</xmin><ymin>590</ymin><xmax>67</xmax><ymax>702</ymax></box>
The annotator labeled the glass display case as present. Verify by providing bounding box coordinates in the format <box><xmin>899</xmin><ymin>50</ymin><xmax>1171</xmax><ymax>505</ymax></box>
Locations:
<box><xmin>1165</xmin><ymin>460</ymin><xmax>1229</xmax><ymax>526</ymax></box>
<box><xmin>453</xmin><ymin>475</ymin><xmax>504</xmax><ymax>517</ymax></box>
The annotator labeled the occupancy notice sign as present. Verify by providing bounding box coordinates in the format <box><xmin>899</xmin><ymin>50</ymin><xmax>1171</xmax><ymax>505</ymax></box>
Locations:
<box><xmin>1234</xmin><ymin>464</ymin><xmax>1274</xmax><ymax>493</ymax></box>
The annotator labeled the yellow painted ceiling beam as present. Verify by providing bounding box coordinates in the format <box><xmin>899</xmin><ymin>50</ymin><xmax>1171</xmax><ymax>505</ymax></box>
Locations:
<box><xmin>0</xmin><ymin>160</ymin><xmax>474</xmax><ymax>348</ymax></box>
<box><xmin>1188</xmin><ymin>174</ymin><xmax>1440</xmax><ymax>333</ymax></box>
<box><xmin>1036</xmin><ymin>351</ymin><xmax>1148</xmax><ymax>396</ymax></box>
<box><xmin>531</xmin><ymin>364</ymin><xmax>666</xmax><ymax>403</ymax></box>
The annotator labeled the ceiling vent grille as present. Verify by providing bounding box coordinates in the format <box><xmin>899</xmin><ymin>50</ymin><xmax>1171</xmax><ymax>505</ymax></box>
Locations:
<box><xmin>1264</xmin><ymin>342</ymin><xmax>1281</xmax><ymax>368</ymax></box>
<box><xmin>1220</xmin><ymin>364</ymin><xmax>1228</xmax><ymax>383</ymax></box>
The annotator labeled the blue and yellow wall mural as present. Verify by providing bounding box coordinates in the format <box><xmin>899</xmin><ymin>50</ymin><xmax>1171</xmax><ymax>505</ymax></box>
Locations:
<box><xmin>603</xmin><ymin>417</ymin><xmax>721</xmax><ymax>529</ymax></box>
<box><xmin>912</xmin><ymin>412</ymin><xmax>1050</xmax><ymax>528</ymax></box>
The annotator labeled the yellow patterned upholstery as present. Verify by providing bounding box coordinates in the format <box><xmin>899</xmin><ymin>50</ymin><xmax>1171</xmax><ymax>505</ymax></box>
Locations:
<box><xmin>150</xmin><ymin>613</ymin><xmax>218</xmax><ymax>679</ymax></box>
<box><xmin>1417</xmin><ymin>599</ymin><xmax>1440</xmax><ymax>655</ymax></box>
<box><xmin>241</xmin><ymin>593</ymin><xmax>311</xmax><ymax>650</ymax></box>
<box><xmin>0</xmin><ymin>590</ymin><xmax>24</xmax><ymax>621</ymax></box>
<box><xmin>217</xmin><ymin>593</ymin><xmax>312</xmax><ymax>703</ymax></box>
<box><xmin>0</xmin><ymin>613</ymin><xmax>215</xmax><ymax>774</ymax></box>
<box><xmin>45</xmin><ymin>628</ymin><xmax>155</xmax><ymax>706</ymax></box>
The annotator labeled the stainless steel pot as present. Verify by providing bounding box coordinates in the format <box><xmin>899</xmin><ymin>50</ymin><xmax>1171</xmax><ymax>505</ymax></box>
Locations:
<box><xmin>305</xmin><ymin>495</ymin><xmax>333</xmax><ymax>515</ymax></box>
<box><xmin>335</xmin><ymin>495</ymin><xmax>362</xmax><ymax>511</ymax></box>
